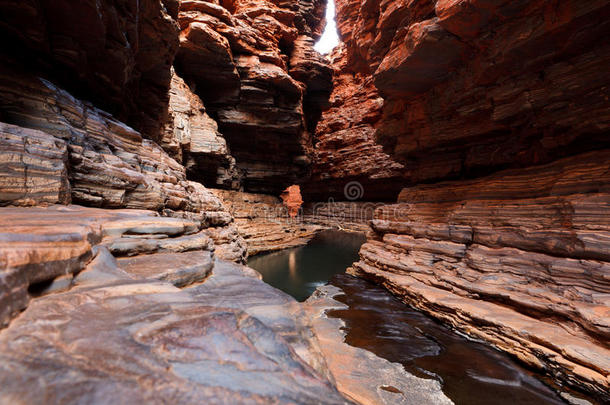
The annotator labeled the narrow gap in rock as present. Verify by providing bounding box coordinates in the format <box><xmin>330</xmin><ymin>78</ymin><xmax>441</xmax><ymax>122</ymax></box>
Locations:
<box><xmin>27</xmin><ymin>279</ymin><xmax>55</xmax><ymax>298</ymax></box>
<box><xmin>315</xmin><ymin>0</ymin><xmax>340</xmax><ymax>54</ymax></box>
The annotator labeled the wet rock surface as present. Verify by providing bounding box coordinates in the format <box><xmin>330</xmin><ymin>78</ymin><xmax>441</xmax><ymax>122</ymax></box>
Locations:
<box><xmin>304</xmin><ymin>284</ymin><xmax>453</xmax><ymax>405</ymax></box>
<box><xmin>350</xmin><ymin>152</ymin><xmax>610</xmax><ymax>400</ymax></box>
<box><xmin>326</xmin><ymin>274</ymin><xmax>570</xmax><ymax>405</ymax></box>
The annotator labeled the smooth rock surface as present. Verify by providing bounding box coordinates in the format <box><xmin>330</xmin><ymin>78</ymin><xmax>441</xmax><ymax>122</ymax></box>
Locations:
<box><xmin>0</xmin><ymin>204</ymin><xmax>244</xmax><ymax>327</ymax></box>
<box><xmin>0</xmin><ymin>258</ymin><xmax>350</xmax><ymax>404</ymax></box>
<box><xmin>304</xmin><ymin>285</ymin><xmax>453</xmax><ymax>405</ymax></box>
<box><xmin>117</xmin><ymin>251</ymin><xmax>214</xmax><ymax>287</ymax></box>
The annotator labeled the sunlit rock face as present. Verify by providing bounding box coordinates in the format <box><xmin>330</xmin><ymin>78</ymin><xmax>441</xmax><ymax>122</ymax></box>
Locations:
<box><xmin>162</xmin><ymin>70</ymin><xmax>242</xmax><ymax>189</ymax></box>
<box><xmin>330</xmin><ymin>0</ymin><xmax>610</xmax><ymax>400</ymax></box>
<box><xmin>175</xmin><ymin>0</ymin><xmax>333</xmax><ymax>194</ymax></box>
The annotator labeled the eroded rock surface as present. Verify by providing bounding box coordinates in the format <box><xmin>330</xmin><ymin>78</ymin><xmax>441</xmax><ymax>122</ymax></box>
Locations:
<box><xmin>212</xmin><ymin>189</ymin><xmax>322</xmax><ymax>255</ymax></box>
<box><xmin>0</xmin><ymin>204</ymin><xmax>246</xmax><ymax>327</ymax></box>
<box><xmin>0</xmin><ymin>256</ymin><xmax>350</xmax><ymax>404</ymax></box>
<box><xmin>335</xmin><ymin>0</ymin><xmax>610</xmax><ymax>184</ymax></box>
<box><xmin>304</xmin><ymin>285</ymin><xmax>453</xmax><ymax>405</ymax></box>
<box><xmin>302</xmin><ymin>46</ymin><xmax>404</xmax><ymax>202</ymax></box>
<box><xmin>0</xmin><ymin>123</ymin><xmax>70</xmax><ymax>206</ymax></box>
<box><xmin>175</xmin><ymin>0</ymin><xmax>332</xmax><ymax>193</ymax></box>
<box><xmin>350</xmin><ymin>151</ymin><xmax>610</xmax><ymax>400</ymax></box>
<box><xmin>0</xmin><ymin>67</ymin><xmax>215</xmax><ymax>214</ymax></box>
<box><xmin>0</xmin><ymin>0</ymin><xmax>180</xmax><ymax>139</ymax></box>
<box><xmin>162</xmin><ymin>70</ymin><xmax>242</xmax><ymax>189</ymax></box>
<box><xmin>325</xmin><ymin>1</ymin><xmax>610</xmax><ymax>400</ymax></box>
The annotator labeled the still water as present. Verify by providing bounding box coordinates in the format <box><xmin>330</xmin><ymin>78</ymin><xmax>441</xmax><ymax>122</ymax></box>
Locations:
<box><xmin>248</xmin><ymin>230</ymin><xmax>366</xmax><ymax>301</ymax></box>
<box><xmin>248</xmin><ymin>230</ymin><xmax>568</xmax><ymax>405</ymax></box>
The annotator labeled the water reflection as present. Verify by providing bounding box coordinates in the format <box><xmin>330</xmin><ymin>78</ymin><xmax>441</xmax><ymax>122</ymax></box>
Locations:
<box><xmin>288</xmin><ymin>250</ymin><xmax>297</xmax><ymax>278</ymax></box>
<box><xmin>248</xmin><ymin>230</ymin><xmax>366</xmax><ymax>302</ymax></box>
<box><xmin>328</xmin><ymin>274</ymin><xmax>568</xmax><ymax>405</ymax></box>
<box><xmin>248</xmin><ymin>230</ymin><xmax>579</xmax><ymax>404</ymax></box>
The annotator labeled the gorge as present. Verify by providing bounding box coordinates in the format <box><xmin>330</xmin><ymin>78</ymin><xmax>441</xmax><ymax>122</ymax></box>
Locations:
<box><xmin>0</xmin><ymin>0</ymin><xmax>609</xmax><ymax>404</ymax></box>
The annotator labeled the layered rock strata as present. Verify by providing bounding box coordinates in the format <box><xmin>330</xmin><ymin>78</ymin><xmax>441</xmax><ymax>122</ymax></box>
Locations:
<box><xmin>0</xmin><ymin>0</ymin><xmax>180</xmax><ymax>139</ymax></box>
<box><xmin>0</xmin><ymin>66</ymin><xmax>245</xmax><ymax>258</ymax></box>
<box><xmin>162</xmin><ymin>70</ymin><xmax>241</xmax><ymax>189</ymax></box>
<box><xmin>212</xmin><ymin>189</ymin><xmax>322</xmax><ymax>255</ymax></box>
<box><xmin>0</xmin><ymin>204</ymin><xmax>458</xmax><ymax>405</ymax></box>
<box><xmin>335</xmin><ymin>0</ymin><xmax>610</xmax><ymax>184</ymax></box>
<box><xmin>302</xmin><ymin>201</ymin><xmax>382</xmax><ymax>233</ymax></box>
<box><xmin>175</xmin><ymin>0</ymin><xmax>333</xmax><ymax>193</ymax></box>
<box><xmin>326</xmin><ymin>0</ymin><xmax>610</xmax><ymax>399</ymax></box>
<box><xmin>350</xmin><ymin>151</ymin><xmax>610</xmax><ymax>400</ymax></box>
<box><xmin>0</xmin><ymin>228</ymin><xmax>351</xmax><ymax>403</ymax></box>
<box><xmin>0</xmin><ymin>205</ymin><xmax>245</xmax><ymax>327</ymax></box>
<box><xmin>302</xmin><ymin>46</ymin><xmax>404</xmax><ymax>202</ymax></box>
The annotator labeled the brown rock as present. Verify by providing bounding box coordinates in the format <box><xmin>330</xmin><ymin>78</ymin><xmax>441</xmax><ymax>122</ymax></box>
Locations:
<box><xmin>351</xmin><ymin>151</ymin><xmax>610</xmax><ymax>400</ymax></box>
<box><xmin>0</xmin><ymin>123</ymin><xmax>70</xmax><ymax>206</ymax></box>
<box><xmin>0</xmin><ymin>66</ymin><xmax>240</xmax><ymax>227</ymax></box>
<box><xmin>0</xmin><ymin>204</ymin><xmax>245</xmax><ymax>327</ymax></box>
<box><xmin>0</xmin><ymin>0</ymin><xmax>180</xmax><ymax>139</ymax></box>
<box><xmin>0</xmin><ymin>257</ymin><xmax>351</xmax><ymax>404</ymax></box>
<box><xmin>212</xmin><ymin>189</ymin><xmax>322</xmax><ymax>255</ymax></box>
<box><xmin>175</xmin><ymin>0</ymin><xmax>332</xmax><ymax>193</ymax></box>
<box><xmin>117</xmin><ymin>251</ymin><xmax>214</xmax><ymax>287</ymax></box>
<box><xmin>280</xmin><ymin>185</ymin><xmax>304</xmax><ymax>218</ymax></box>
<box><xmin>162</xmin><ymin>70</ymin><xmax>241</xmax><ymax>189</ymax></box>
<box><xmin>303</xmin><ymin>46</ymin><xmax>404</xmax><ymax>201</ymax></box>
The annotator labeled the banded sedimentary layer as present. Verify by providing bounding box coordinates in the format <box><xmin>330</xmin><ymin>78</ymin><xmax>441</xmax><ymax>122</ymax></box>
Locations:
<box><xmin>212</xmin><ymin>189</ymin><xmax>322</xmax><ymax>256</ymax></box>
<box><xmin>350</xmin><ymin>151</ymin><xmax>610</xmax><ymax>398</ymax></box>
<box><xmin>0</xmin><ymin>0</ymin><xmax>180</xmax><ymax>139</ymax></box>
<box><xmin>327</xmin><ymin>0</ymin><xmax>610</xmax><ymax>400</ymax></box>
<box><xmin>334</xmin><ymin>0</ymin><xmax>610</xmax><ymax>182</ymax></box>
<box><xmin>175</xmin><ymin>0</ymin><xmax>333</xmax><ymax>193</ymax></box>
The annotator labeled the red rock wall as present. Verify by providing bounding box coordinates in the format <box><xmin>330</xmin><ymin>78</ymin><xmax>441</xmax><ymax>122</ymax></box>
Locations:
<box><xmin>175</xmin><ymin>0</ymin><xmax>333</xmax><ymax>194</ymax></box>
<box><xmin>335</xmin><ymin>0</ymin><xmax>610</xmax><ymax>183</ymax></box>
<box><xmin>302</xmin><ymin>45</ymin><xmax>405</xmax><ymax>202</ymax></box>
<box><xmin>329</xmin><ymin>0</ymin><xmax>610</xmax><ymax>400</ymax></box>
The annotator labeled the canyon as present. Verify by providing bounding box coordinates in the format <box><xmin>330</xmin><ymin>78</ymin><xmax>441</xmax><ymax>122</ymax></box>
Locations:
<box><xmin>0</xmin><ymin>0</ymin><xmax>609</xmax><ymax>404</ymax></box>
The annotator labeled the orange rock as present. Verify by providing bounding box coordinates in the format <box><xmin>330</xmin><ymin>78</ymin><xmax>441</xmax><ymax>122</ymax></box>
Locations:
<box><xmin>281</xmin><ymin>185</ymin><xmax>304</xmax><ymax>217</ymax></box>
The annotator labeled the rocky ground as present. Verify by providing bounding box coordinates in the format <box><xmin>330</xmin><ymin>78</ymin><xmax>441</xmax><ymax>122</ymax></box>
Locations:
<box><xmin>0</xmin><ymin>0</ymin><xmax>609</xmax><ymax>402</ymax></box>
<box><xmin>0</xmin><ymin>204</ymin><xmax>453</xmax><ymax>404</ymax></box>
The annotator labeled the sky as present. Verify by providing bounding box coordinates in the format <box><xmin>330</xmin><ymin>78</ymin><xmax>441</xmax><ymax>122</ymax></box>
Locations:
<box><xmin>314</xmin><ymin>0</ymin><xmax>340</xmax><ymax>54</ymax></box>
